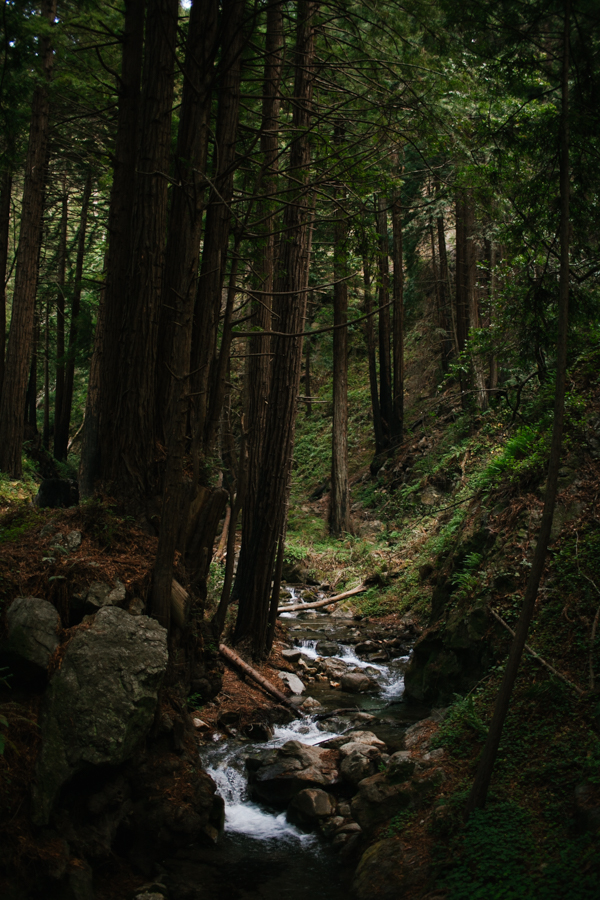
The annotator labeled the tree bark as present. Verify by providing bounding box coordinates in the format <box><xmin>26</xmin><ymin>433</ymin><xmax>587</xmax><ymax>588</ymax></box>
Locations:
<box><xmin>190</xmin><ymin>0</ymin><xmax>247</xmax><ymax>466</ymax></box>
<box><xmin>465</xmin><ymin>2</ymin><xmax>570</xmax><ymax>816</ymax></box>
<box><xmin>330</xmin><ymin>137</ymin><xmax>351</xmax><ymax>536</ymax></box>
<box><xmin>391</xmin><ymin>179</ymin><xmax>404</xmax><ymax>442</ymax></box>
<box><xmin>437</xmin><ymin>207</ymin><xmax>458</xmax><ymax>358</ymax></box>
<box><xmin>0</xmin><ymin>0</ymin><xmax>57</xmax><ymax>476</ymax></box>
<box><xmin>53</xmin><ymin>176</ymin><xmax>68</xmax><ymax>455</ymax></box>
<box><xmin>375</xmin><ymin>195</ymin><xmax>393</xmax><ymax>445</ymax></box>
<box><xmin>107</xmin><ymin>0</ymin><xmax>178</xmax><ymax>497</ymax></box>
<box><xmin>0</xmin><ymin>172</ymin><xmax>10</xmax><ymax>401</ymax></box>
<box><xmin>362</xmin><ymin>249</ymin><xmax>384</xmax><ymax>455</ymax></box>
<box><xmin>55</xmin><ymin>172</ymin><xmax>92</xmax><ymax>461</ymax></box>
<box><xmin>150</xmin><ymin>0</ymin><xmax>219</xmax><ymax>629</ymax></box>
<box><xmin>82</xmin><ymin>0</ymin><xmax>146</xmax><ymax>493</ymax></box>
<box><xmin>234</xmin><ymin>0</ymin><xmax>316</xmax><ymax>658</ymax></box>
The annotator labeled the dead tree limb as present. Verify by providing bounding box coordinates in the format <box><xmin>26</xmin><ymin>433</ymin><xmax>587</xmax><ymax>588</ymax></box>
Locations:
<box><xmin>277</xmin><ymin>583</ymin><xmax>367</xmax><ymax>613</ymax></box>
<box><xmin>219</xmin><ymin>643</ymin><xmax>303</xmax><ymax>717</ymax></box>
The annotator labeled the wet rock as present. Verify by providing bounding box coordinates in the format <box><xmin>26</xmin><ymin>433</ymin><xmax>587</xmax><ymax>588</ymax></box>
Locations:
<box><xmin>340</xmin><ymin>749</ymin><xmax>379</xmax><ymax>785</ymax></box>
<box><xmin>315</xmin><ymin>640</ymin><xmax>339</xmax><ymax>656</ymax></box>
<box><xmin>351</xmin><ymin>773</ymin><xmax>414</xmax><ymax>836</ymax></box>
<box><xmin>404</xmin><ymin>719</ymin><xmax>434</xmax><ymax>750</ymax></box>
<box><xmin>248</xmin><ymin>740</ymin><xmax>340</xmax><ymax>806</ymax></box>
<box><xmin>353</xmin><ymin>837</ymin><xmax>423</xmax><ymax>900</ymax></box>
<box><xmin>0</xmin><ymin>596</ymin><xmax>60</xmax><ymax>677</ymax></box>
<box><xmin>282</xmin><ymin>562</ymin><xmax>318</xmax><ymax>584</ymax></box>
<box><xmin>300</xmin><ymin>696</ymin><xmax>322</xmax><ymax>711</ymax></box>
<box><xmin>318</xmin><ymin>657</ymin><xmax>349</xmax><ymax>679</ymax></box>
<box><xmin>281</xmin><ymin>648</ymin><xmax>302</xmax><ymax>663</ymax></box>
<box><xmin>32</xmin><ymin>607</ymin><xmax>168</xmax><ymax>825</ymax></box>
<box><xmin>340</xmin><ymin>672</ymin><xmax>377</xmax><ymax>693</ymax></box>
<box><xmin>387</xmin><ymin>751</ymin><xmax>415</xmax><ymax>783</ymax></box>
<box><xmin>277</xmin><ymin>671</ymin><xmax>305</xmax><ymax>694</ymax></box>
<box><xmin>287</xmin><ymin>788</ymin><xmax>337</xmax><ymax>830</ymax></box>
<box><xmin>242</xmin><ymin>721</ymin><xmax>274</xmax><ymax>741</ymax></box>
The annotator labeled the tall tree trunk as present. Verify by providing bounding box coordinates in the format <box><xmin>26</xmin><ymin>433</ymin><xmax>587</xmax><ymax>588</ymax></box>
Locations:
<box><xmin>430</xmin><ymin>219</ymin><xmax>452</xmax><ymax>373</ymax></box>
<box><xmin>82</xmin><ymin>0</ymin><xmax>146</xmax><ymax>493</ymax></box>
<box><xmin>0</xmin><ymin>172</ymin><xmax>12</xmax><ymax>402</ymax></box>
<box><xmin>465</xmin><ymin>2</ymin><xmax>570</xmax><ymax>816</ymax></box>
<box><xmin>106</xmin><ymin>0</ymin><xmax>178</xmax><ymax>497</ymax></box>
<box><xmin>234</xmin><ymin>0</ymin><xmax>316</xmax><ymax>658</ymax></box>
<box><xmin>0</xmin><ymin>0</ymin><xmax>57</xmax><ymax>476</ymax></box>
<box><xmin>190</xmin><ymin>0</ymin><xmax>247</xmax><ymax>466</ymax></box>
<box><xmin>236</xmin><ymin>0</ymin><xmax>284</xmax><ymax>588</ymax></box>
<box><xmin>362</xmin><ymin>249</ymin><xmax>384</xmax><ymax>455</ymax></box>
<box><xmin>455</xmin><ymin>192</ymin><xmax>470</xmax><ymax>406</ymax></box>
<box><xmin>485</xmin><ymin>237</ymin><xmax>498</xmax><ymax>393</ymax></box>
<box><xmin>25</xmin><ymin>318</ymin><xmax>39</xmax><ymax>434</ymax></box>
<box><xmin>391</xmin><ymin>181</ymin><xmax>404</xmax><ymax>442</ymax></box>
<box><xmin>155</xmin><ymin>0</ymin><xmax>218</xmax><ymax>441</ymax></box>
<box><xmin>465</xmin><ymin>192</ymin><xmax>487</xmax><ymax>410</ymax></box>
<box><xmin>43</xmin><ymin>297</ymin><xmax>50</xmax><ymax>449</ymax></box>
<box><xmin>437</xmin><ymin>207</ymin><xmax>458</xmax><ymax>358</ymax></box>
<box><xmin>375</xmin><ymin>195</ymin><xmax>393</xmax><ymax>446</ymax></box>
<box><xmin>53</xmin><ymin>178</ymin><xmax>68</xmax><ymax>457</ymax></box>
<box><xmin>330</xmin><ymin>135</ymin><xmax>351</xmax><ymax>536</ymax></box>
<box><xmin>55</xmin><ymin>173</ymin><xmax>92</xmax><ymax>461</ymax></box>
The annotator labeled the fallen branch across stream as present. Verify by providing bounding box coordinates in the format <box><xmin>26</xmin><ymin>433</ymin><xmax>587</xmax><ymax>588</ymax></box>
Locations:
<box><xmin>219</xmin><ymin>644</ymin><xmax>304</xmax><ymax>717</ymax></box>
<box><xmin>277</xmin><ymin>583</ymin><xmax>367</xmax><ymax>614</ymax></box>
<box><xmin>489</xmin><ymin>608</ymin><xmax>585</xmax><ymax>696</ymax></box>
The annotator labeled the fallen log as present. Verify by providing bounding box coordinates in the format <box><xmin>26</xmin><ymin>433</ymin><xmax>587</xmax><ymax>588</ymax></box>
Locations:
<box><xmin>219</xmin><ymin>644</ymin><xmax>304</xmax><ymax>717</ymax></box>
<box><xmin>277</xmin><ymin>583</ymin><xmax>367</xmax><ymax>613</ymax></box>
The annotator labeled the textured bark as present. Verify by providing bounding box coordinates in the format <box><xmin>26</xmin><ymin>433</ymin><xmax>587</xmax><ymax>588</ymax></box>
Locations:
<box><xmin>240</xmin><ymin>0</ymin><xmax>284</xmax><ymax>561</ymax></box>
<box><xmin>465</xmin><ymin>3</ymin><xmax>570</xmax><ymax>815</ymax></box>
<box><xmin>234</xmin><ymin>0</ymin><xmax>316</xmax><ymax>658</ymax></box>
<box><xmin>375</xmin><ymin>195</ymin><xmax>393</xmax><ymax>444</ymax></box>
<box><xmin>107</xmin><ymin>0</ymin><xmax>178</xmax><ymax>496</ymax></box>
<box><xmin>437</xmin><ymin>209</ymin><xmax>457</xmax><ymax>357</ymax></box>
<box><xmin>25</xmin><ymin>317</ymin><xmax>39</xmax><ymax>434</ymax></box>
<box><xmin>330</xmin><ymin>165</ymin><xmax>351</xmax><ymax>536</ymax></box>
<box><xmin>362</xmin><ymin>251</ymin><xmax>384</xmax><ymax>455</ymax></box>
<box><xmin>83</xmin><ymin>0</ymin><xmax>146</xmax><ymax>493</ymax></box>
<box><xmin>151</xmin><ymin>0</ymin><xmax>219</xmax><ymax>629</ymax></box>
<box><xmin>190</xmin><ymin>0</ymin><xmax>247</xmax><ymax>464</ymax></box>
<box><xmin>0</xmin><ymin>0</ymin><xmax>57</xmax><ymax>476</ymax></box>
<box><xmin>43</xmin><ymin>298</ymin><xmax>50</xmax><ymax>448</ymax></box>
<box><xmin>53</xmin><ymin>179</ymin><xmax>68</xmax><ymax>454</ymax></box>
<box><xmin>0</xmin><ymin>172</ymin><xmax>10</xmax><ymax>400</ymax></box>
<box><xmin>391</xmin><ymin>183</ymin><xmax>404</xmax><ymax>442</ymax></box>
<box><xmin>155</xmin><ymin>0</ymin><xmax>218</xmax><ymax>440</ymax></box>
<box><xmin>55</xmin><ymin>173</ymin><xmax>92</xmax><ymax>461</ymax></box>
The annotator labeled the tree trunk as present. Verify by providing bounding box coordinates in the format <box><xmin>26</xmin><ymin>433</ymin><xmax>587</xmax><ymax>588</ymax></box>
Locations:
<box><xmin>0</xmin><ymin>172</ymin><xmax>10</xmax><ymax>400</ymax></box>
<box><xmin>375</xmin><ymin>195</ymin><xmax>393</xmax><ymax>445</ymax></box>
<box><xmin>53</xmin><ymin>177</ymin><xmax>68</xmax><ymax>455</ymax></box>
<box><xmin>430</xmin><ymin>219</ymin><xmax>452</xmax><ymax>373</ymax></box>
<box><xmin>234</xmin><ymin>0</ymin><xmax>316</xmax><ymax>658</ymax></box>
<box><xmin>465</xmin><ymin>2</ymin><xmax>570</xmax><ymax>816</ymax></box>
<box><xmin>25</xmin><ymin>320</ymin><xmax>39</xmax><ymax>435</ymax></box>
<box><xmin>0</xmin><ymin>0</ymin><xmax>57</xmax><ymax>476</ymax></box>
<box><xmin>362</xmin><ymin>249</ymin><xmax>384</xmax><ymax>455</ymax></box>
<box><xmin>190</xmin><ymin>0</ymin><xmax>247</xmax><ymax>466</ymax></box>
<box><xmin>55</xmin><ymin>173</ymin><xmax>92</xmax><ymax>461</ymax></box>
<box><xmin>437</xmin><ymin>207</ymin><xmax>457</xmax><ymax>358</ymax></box>
<box><xmin>155</xmin><ymin>0</ymin><xmax>218</xmax><ymax>441</ymax></box>
<box><xmin>83</xmin><ymin>0</ymin><xmax>146</xmax><ymax>493</ymax></box>
<box><xmin>106</xmin><ymin>0</ymin><xmax>178</xmax><ymax>498</ymax></box>
<box><xmin>391</xmin><ymin>180</ymin><xmax>404</xmax><ymax>442</ymax></box>
<box><xmin>43</xmin><ymin>297</ymin><xmax>50</xmax><ymax>449</ymax></box>
<box><xmin>330</xmin><ymin>140</ymin><xmax>351</xmax><ymax>536</ymax></box>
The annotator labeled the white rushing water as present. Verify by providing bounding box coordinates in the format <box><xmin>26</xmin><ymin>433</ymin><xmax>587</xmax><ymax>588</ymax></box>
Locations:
<box><xmin>298</xmin><ymin>639</ymin><xmax>409</xmax><ymax>700</ymax></box>
<box><xmin>202</xmin><ymin>716</ymin><xmax>342</xmax><ymax>843</ymax></box>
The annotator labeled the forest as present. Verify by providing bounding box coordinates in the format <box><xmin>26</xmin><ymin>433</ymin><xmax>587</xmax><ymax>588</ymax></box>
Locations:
<box><xmin>0</xmin><ymin>0</ymin><xmax>599</xmax><ymax>898</ymax></box>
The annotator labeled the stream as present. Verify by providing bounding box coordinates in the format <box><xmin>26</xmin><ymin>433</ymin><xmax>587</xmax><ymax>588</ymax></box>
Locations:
<box><xmin>170</xmin><ymin>593</ymin><xmax>428</xmax><ymax>900</ymax></box>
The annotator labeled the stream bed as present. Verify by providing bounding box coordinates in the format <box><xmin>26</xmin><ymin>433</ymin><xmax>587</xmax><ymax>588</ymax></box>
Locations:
<box><xmin>167</xmin><ymin>597</ymin><xmax>429</xmax><ymax>899</ymax></box>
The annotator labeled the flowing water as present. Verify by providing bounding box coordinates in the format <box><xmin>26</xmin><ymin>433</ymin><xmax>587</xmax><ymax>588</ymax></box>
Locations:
<box><xmin>179</xmin><ymin>597</ymin><xmax>427</xmax><ymax>899</ymax></box>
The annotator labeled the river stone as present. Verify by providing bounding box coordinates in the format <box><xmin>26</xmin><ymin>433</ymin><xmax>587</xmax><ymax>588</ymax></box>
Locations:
<box><xmin>353</xmin><ymin>837</ymin><xmax>410</xmax><ymax>900</ymax></box>
<box><xmin>319</xmin><ymin>657</ymin><xmax>349</xmax><ymax>679</ymax></box>
<box><xmin>338</xmin><ymin>732</ymin><xmax>387</xmax><ymax>755</ymax></box>
<box><xmin>278</xmin><ymin>671</ymin><xmax>305</xmax><ymax>694</ymax></box>
<box><xmin>351</xmin><ymin>773</ymin><xmax>414</xmax><ymax>835</ymax></box>
<box><xmin>340</xmin><ymin>749</ymin><xmax>378</xmax><ymax>785</ymax></box>
<box><xmin>1</xmin><ymin>596</ymin><xmax>60</xmax><ymax>675</ymax></box>
<box><xmin>282</xmin><ymin>648</ymin><xmax>302</xmax><ymax>663</ymax></box>
<box><xmin>250</xmin><ymin>740</ymin><xmax>340</xmax><ymax>805</ymax></box>
<box><xmin>315</xmin><ymin>640</ymin><xmax>339</xmax><ymax>656</ymax></box>
<box><xmin>387</xmin><ymin>750</ymin><xmax>416</xmax><ymax>783</ymax></box>
<box><xmin>32</xmin><ymin>606</ymin><xmax>168</xmax><ymax>825</ymax></box>
<box><xmin>287</xmin><ymin>788</ymin><xmax>336</xmax><ymax>829</ymax></box>
<box><xmin>340</xmin><ymin>672</ymin><xmax>377</xmax><ymax>693</ymax></box>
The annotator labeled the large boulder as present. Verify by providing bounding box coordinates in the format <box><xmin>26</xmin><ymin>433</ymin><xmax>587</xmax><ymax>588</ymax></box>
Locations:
<box><xmin>32</xmin><ymin>606</ymin><xmax>168</xmax><ymax>825</ymax></box>
<box><xmin>351</xmin><ymin>773</ymin><xmax>414</xmax><ymax>836</ymax></box>
<box><xmin>340</xmin><ymin>672</ymin><xmax>377</xmax><ymax>693</ymax></box>
<box><xmin>247</xmin><ymin>740</ymin><xmax>340</xmax><ymax>806</ymax></box>
<box><xmin>353</xmin><ymin>837</ymin><xmax>425</xmax><ymax>900</ymax></box>
<box><xmin>287</xmin><ymin>788</ymin><xmax>337</xmax><ymax>830</ymax></box>
<box><xmin>0</xmin><ymin>596</ymin><xmax>60</xmax><ymax>677</ymax></box>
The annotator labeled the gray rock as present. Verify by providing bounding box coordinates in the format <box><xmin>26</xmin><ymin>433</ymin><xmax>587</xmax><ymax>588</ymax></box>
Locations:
<box><xmin>351</xmin><ymin>773</ymin><xmax>414</xmax><ymax>835</ymax></box>
<box><xmin>340</xmin><ymin>672</ymin><xmax>377</xmax><ymax>694</ymax></box>
<box><xmin>281</xmin><ymin>648</ymin><xmax>302</xmax><ymax>663</ymax></box>
<box><xmin>338</xmin><ymin>732</ymin><xmax>387</xmax><ymax>755</ymax></box>
<box><xmin>287</xmin><ymin>788</ymin><xmax>336</xmax><ymax>829</ymax></box>
<box><xmin>340</xmin><ymin>749</ymin><xmax>379</xmax><ymax>785</ymax></box>
<box><xmin>32</xmin><ymin>607</ymin><xmax>168</xmax><ymax>825</ymax></box>
<box><xmin>319</xmin><ymin>657</ymin><xmax>349</xmax><ymax>680</ymax></box>
<box><xmin>1</xmin><ymin>596</ymin><xmax>60</xmax><ymax>672</ymax></box>
<box><xmin>66</xmin><ymin>530</ymin><xmax>82</xmax><ymax>551</ymax></box>
<box><xmin>84</xmin><ymin>581</ymin><xmax>112</xmax><ymax>611</ymax></box>
<box><xmin>315</xmin><ymin>640</ymin><xmax>339</xmax><ymax>656</ymax></box>
<box><xmin>129</xmin><ymin>596</ymin><xmax>146</xmax><ymax>616</ymax></box>
<box><xmin>249</xmin><ymin>740</ymin><xmax>339</xmax><ymax>805</ymax></box>
<box><xmin>387</xmin><ymin>751</ymin><xmax>416</xmax><ymax>783</ymax></box>
<box><xmin>353</xmin><ymin>837</ymin><xmax>417</xmax><ymax>900</ymax></box>
<box><xmin>278</xmin><ymin>671</ymin><xmax>305</xmax><ymax>694</ymax></box>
